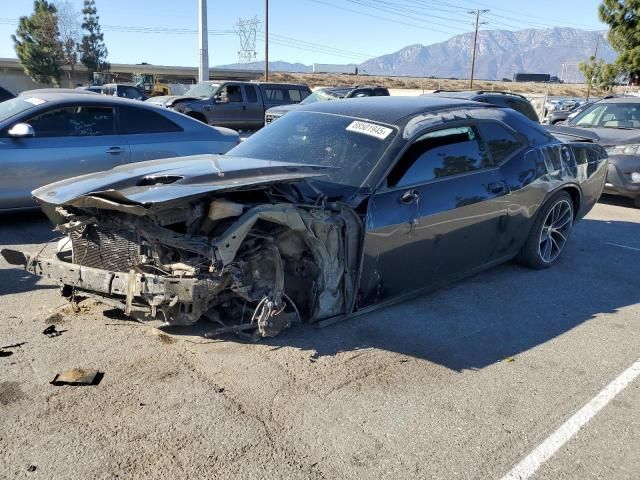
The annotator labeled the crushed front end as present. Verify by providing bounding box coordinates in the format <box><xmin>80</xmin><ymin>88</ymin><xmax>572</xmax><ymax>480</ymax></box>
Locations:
<box><xmin>3</xmin><ymin>193</ymin><xmax>361</xmax><ymax>338</ymax></box>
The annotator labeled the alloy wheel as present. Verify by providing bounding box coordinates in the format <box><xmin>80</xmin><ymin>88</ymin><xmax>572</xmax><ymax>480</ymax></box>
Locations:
<box><xmin>538</xmin><ymin>199</ymin><xmax>573</xmax><ymax>263</ymax></box>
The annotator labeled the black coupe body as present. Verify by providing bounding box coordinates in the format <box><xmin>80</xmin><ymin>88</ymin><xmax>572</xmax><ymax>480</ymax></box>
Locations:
<box><xmin>2</xmin><ymin>97</ymin><xmax>608</xmax><ymax>337</ymax></box>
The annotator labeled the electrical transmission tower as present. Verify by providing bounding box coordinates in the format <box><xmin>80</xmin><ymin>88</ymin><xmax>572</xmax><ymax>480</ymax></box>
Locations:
<box><xmin>234</xmin><ymin>16</ymin><xmax>261</xmax><ymax>64</ymax></box>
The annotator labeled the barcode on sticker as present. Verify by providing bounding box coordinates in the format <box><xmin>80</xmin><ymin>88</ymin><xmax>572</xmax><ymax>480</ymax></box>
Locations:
<box><xmin>346</xmin><ymin>121</ymin><xmax>393</xmax><ymax>140</ymax></box>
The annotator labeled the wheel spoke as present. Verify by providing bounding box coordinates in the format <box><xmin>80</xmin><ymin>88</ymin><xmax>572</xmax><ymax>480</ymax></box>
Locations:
<box><xmin>538</xmin><ymin>199</ymin><xmax>573</xmax><ymax>263</ymax></box>
<box><xmin>553</xmin><ymin>213</ymin><xmax>572</xmax><ymax>230</ymax></box>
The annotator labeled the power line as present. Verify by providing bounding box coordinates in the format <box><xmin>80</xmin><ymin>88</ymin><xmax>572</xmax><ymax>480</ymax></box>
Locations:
<box><xmin>307</xmin><ymin>0</ymin><xmax>460</xmax><ymax>36</ymax></box>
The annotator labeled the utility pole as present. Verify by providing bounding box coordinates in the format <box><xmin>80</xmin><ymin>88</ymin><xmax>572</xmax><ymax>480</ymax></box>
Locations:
<box><xmin>469</xmin><ymin>9</ymin><xmax>489</xmax><ymax>89</ymax></box>
<box><xmin>585</xmin><ymin>34</ymin><xmax>600</xmax><ymax>102</ymax></box>
<box><xmin>198</xmin><ymin>0</ymin><xmax>209</xmax><ymax>82</ymax></box>
<box><xmin>264</xmin><ymin>0</ymin><xmax>269</xmax><ymax>82</ymax></box>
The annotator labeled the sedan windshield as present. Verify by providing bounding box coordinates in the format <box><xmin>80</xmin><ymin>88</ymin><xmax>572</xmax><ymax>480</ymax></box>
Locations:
<box><xmin>184</xmin><ymin>83</ymin><xmax>220</xmax><ymax>99</ymax></box>
<box><xmin>569</xmin><ymin>102</ymin><xmax>640</xmax><ymax>129</ymax></box>
<box><xmin>300</xmin><ymin>89</ymin><xmax>341</xmax><ymax>105</ymax></box>
<box><xmin>227</xmin><ymin>111</ymin><xmax>397</xmax><ymax>187</ymax></box>
<box><xmin>0</xmin><ymin>97</ymin><xmax>41</xmax><ymax>123</ymax></box>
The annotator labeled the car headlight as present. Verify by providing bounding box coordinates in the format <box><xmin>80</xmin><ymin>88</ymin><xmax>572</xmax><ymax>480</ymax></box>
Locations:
<box><xmin>605</xmin><ymin>144</ymin><xmax>640</xmax><ymax>156</ymax></box>
<box><xmin>630</xmin><ymin>172</ymin><xmax>640</xmax><ymax>183</ymax></box>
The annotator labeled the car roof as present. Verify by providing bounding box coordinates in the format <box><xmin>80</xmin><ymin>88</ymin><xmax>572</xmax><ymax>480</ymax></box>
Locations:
<box><xmin>297</xmin><ymin>95</ymin><xmax>483</xmax><ymax>124</ymax></box>
<box><xmin>430</xmin><ymin>90</ymin><xmax>528</xmax><ymax>101</ymax></box>
<box><xmin>597</xmin><ymin>96</ymin><xmax>640</xmax><ymax>104</ymax></box>
<box><xmin>21</xmin><ymin>88</ymin><xmax>100</xmax><ymax>96</ymax></box>
<box><xmin>18</xmin><ymin>92</ymin><xmax>153</xmax><ymax>106</ymax></box>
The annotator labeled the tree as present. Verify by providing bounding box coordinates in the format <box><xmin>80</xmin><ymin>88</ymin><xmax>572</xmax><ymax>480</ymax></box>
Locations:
<box><xmin>12</xmin><ymin>0</ymin><xmax>65</xmax><ymax>86</ymax></box>
<box><xmin>79</xmin><ymin>0</ymin><xmax>109</xmax><ymax>80</ymax></box>
<box><xmin>579</xmin><ymin>56</ymin><xmax>620</xmax><ymax>91</ymax></box>
<box><xmin>55</xmin><ymin>1</ymin><xmax>81</xmax><ymax>85</ymax></box>
<box><xmin>599</xmin><ymin>0</ymin><xmax>640</xmax><ymax>77</ymax></box>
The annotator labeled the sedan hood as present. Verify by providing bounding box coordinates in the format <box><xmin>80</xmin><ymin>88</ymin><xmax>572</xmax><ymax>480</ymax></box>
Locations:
<box><xmin>33</xmin><ymin>154</ymin><xmax>329</xmax><ymax>215</ymax></box>
<box><xmin>547</xmin><ymin>125</ymin><xmax>640</xmax><ymax>147</ymax></box>
<box><xmin>146</xmin><ymin>95</ymin><xmax>199</xmax><ymax>107</ymax></box>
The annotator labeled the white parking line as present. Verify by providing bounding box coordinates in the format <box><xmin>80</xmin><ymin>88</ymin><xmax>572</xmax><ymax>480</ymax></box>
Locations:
<box><xmin>501</xmin><ymin>358</ymin><xmax>640</xmax><ymax>480</ymax></box>
<box><xmin>606</xmin><ymin>242</ymin><xmax>640</xmax><ymax>252</ymax></box>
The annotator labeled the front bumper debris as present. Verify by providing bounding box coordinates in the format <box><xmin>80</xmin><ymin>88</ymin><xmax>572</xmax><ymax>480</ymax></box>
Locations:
<box><xmin>1</xmin><ymin>249</ymin><xmax>221</xmax><ymax>325</ymax></box>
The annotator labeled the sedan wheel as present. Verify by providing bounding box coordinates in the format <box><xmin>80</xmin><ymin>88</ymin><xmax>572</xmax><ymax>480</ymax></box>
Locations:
<box><xmin>517</xmin><ymin>192</ymin><xmax>574</xmax><ymax>269</ymax></box>
<box><xmin>538</xmin><ymin>199</ymin><xmax>573</xmax><ymax>263</ymax></box>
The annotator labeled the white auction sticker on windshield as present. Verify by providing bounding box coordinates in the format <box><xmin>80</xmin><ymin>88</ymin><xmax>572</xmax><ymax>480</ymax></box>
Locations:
<box><xmin>24</xmin><ymin>97</ymin><xmax>46</xmax><ymax>106</ymax></box>
<box><xmin>346</xmin><ymin>121</ymin><xmax>393</xmax><ymax>140</ymax></box>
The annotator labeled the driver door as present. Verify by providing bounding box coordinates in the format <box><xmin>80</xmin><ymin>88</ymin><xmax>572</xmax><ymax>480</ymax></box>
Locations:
<box><xmin>358</xmin><ymin>123</ymin><xmax>510</xmax><ymax>307</ymax></box>
<box><xmin>211</xmin><ymin>83</ymin><xmax>246</xmax><ymax>128</ymax></box>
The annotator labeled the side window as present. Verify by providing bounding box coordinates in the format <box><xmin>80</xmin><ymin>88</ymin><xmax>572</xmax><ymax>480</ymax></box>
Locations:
<box><xmin>299</xmin><ymin>89</ymin><xmax>311</xmax><ymax>100</ymax></box>
<box><xmin>508</xmin><ymin>99</ymin><xmax>539</xmax><ymax>122</ymax></box>
<box><xmin>351</xmin><ymin>89</ymin><xmax>373</xmax><ymax>97</ymax></box>
<box><xmin>244</xmin><ymin>85</ymin><xmax>258</xmax><ymax>103</ymax></box>
<box><xmin>264</xmin><ymin>88</ymin><xmax>285</xmax><ymax>102</ymax></box>
<box><xmin>476</xmin><ymin>122</ymin><xmax>523</xmax><ymax>164</ymax></box>
<box><xmin>25</xmin><ymin>105</ymin><xmax>115</xmax><ymax>137</ymax></box>
<box><xmin>123</xmin><ymin>87</ymin><xmax>144</xmax><ymax>100</ymax></box>
<box><xmin>118</xmin><ymin>106</ymin><xmax>183</xmax><ymax>134</ymax></box>
<box><xmin>387</xmin><ymin>126</ymin><xmax>491</xmax><ymax>188</ymax></box>
<box><xmin>222</xmin><ymin>85</ymin><xmax>243</xmax><ymax>103</ymax></box>
<box><xmin>288</xmin><ymin>88</ymin><xmax>302</xmax><ymax>103</ymax></box>
<box><xmin>374</xmin><ymin>88</ymin><xmax>388</xmax><ymax>96</ymax></box>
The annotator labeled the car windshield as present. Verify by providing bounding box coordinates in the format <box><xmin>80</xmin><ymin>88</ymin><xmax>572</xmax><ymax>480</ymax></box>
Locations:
<box><xmin>184</xmin><ymin>83</ymin><xmax>220</xmax><ymax>99</ymax></box>
<box><xmin>227</xmin><ymin>111</ymin><xmax>397</xmax><ymax>187</ymax></box>
<box><xmin>0</xmin><ymin>97</ymin><xmax>42</xmax><ymax>123</ymax></box>
<box><xmin>568</xmin><ymin>102</ymin><xmax>640</xmax><ymax>129</ymax></box>
<box><xmin>300</xmin><ymin>89</ymin><xmax>341</xmax><ymax>105</ymax></box>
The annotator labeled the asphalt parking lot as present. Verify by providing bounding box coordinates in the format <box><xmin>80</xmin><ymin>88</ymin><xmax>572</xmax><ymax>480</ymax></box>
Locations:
<box><xmin>1</xmin><ymin>196</ymin><xmax>638</xmax><ymax>479</ymax></box>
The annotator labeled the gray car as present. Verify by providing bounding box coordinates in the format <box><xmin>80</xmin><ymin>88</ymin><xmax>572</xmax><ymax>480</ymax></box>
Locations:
<box><xmin>0</xmin><ymin>92</ymin><xmax>239</xmax><ymax>211</ymax></box>
<box><xmin>548</xmin><ymin>96</ymin><xmax>640</xmax><ymax>207</ymax></box>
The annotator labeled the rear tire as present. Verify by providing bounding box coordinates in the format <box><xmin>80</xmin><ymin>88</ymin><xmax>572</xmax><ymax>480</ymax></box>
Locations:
<box><xmin>516</xmin><ymin>192</ymin><xmax>574</xmax><ymax>270</ymax></box>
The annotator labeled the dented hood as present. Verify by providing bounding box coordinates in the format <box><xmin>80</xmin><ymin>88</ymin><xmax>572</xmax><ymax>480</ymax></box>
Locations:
<box><xmin>33</xmin><ymin>154</ymin><xmax>329</xmax><ymax>214</ymax></box>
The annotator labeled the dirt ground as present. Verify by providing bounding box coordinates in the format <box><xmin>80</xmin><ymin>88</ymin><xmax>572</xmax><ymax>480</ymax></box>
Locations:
<box><xmin>269</xmin><ymin>71</ymin><xmax>627</xmax><ymax>98</ymax></box>
<box><xmin>1</xmin><ymin>197</ymin><xmax>639</xmax><ymax>479</ymax></box>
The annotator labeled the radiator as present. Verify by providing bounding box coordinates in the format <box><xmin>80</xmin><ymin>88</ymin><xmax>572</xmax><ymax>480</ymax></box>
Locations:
<box><xmin>70</xmin><ymin>225</ymin><xmax>140</xmax><ymax>272</ymax></box>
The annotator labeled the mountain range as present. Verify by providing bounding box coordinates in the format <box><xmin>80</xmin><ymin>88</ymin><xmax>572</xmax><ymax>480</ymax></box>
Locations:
<box><xmin>217</xmin><ymin>27</ymin><xmax>616</xmax><ymax>81</ymax></box>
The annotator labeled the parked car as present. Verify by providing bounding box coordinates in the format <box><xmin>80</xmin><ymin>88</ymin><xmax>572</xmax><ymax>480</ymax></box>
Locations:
<box><xmin>548</xmin><ymin>96</ymin><xmax>640</xmax><ymax>207</ymax></box>
<box><xmin>0</xmin><ymin>92</ymin><xmax>239</xmax><ymax>211</ymax></box>
<box><xmin>2</xmin><ymin>96</ymin><xmax>607</xmax><ymax>339</ymax></box>
<box><xmin>544</xmin><ymin>101</ymin><xmax>592</xmax><ymax>125</ymax></box>
<box><xmin>0</xmin><ymin>85</ymin><xmax>15</xmax><ymax>103</ymax></box>
<box><xmin>82</xmin><ymin>83</ymin><xmax>148</xmax><ymax>101</ymax></box>
<box><xmin>264</xmin><ymin>85</ymin><xmax>390</xmax><ymax>124</ymax></box>
<box><xmin>427</xmin><ymin>90</ymin><xmax>540</xmax><ymax>123</ymax></box>
<box><xmin>146</xmin><ymin>81</ymin><xmax>312</xmax><ymax>130</ymax></box>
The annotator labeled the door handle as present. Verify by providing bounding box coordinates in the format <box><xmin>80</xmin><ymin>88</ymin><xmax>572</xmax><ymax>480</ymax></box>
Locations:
<box><xmin>399</xmin><ymin>189</ymin><xmax>420</xmax><ymax>205</ymax></box>
<box><xmin>106</xmin><ymin>146</ymin><xmax>124</xmax><ymax>155</ymax></box>
<box><xmin>487</xmin><ymin>182</ymin><xmax>506</xmax><ymax>194</ymax></box>
<box><xmin>242</xmin><ymin>105</ymin><xmax>247</xmax><ymax>111</ymax></box>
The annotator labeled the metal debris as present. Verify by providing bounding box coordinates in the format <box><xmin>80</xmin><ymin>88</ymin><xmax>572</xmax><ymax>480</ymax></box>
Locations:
<box><xmin>43</xmin><ymin>325</ymin><xmax>65</xmax><ymax>337</ymax></box>
<box><xmin>50</xmin><ymin>368</ymin><xmax>102</xmax><ymax>386</ymax></box>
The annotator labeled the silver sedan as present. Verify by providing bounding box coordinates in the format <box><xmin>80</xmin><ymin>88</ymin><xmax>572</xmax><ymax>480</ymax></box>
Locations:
<box><xmin>0</xmin><ymin>92</ymin><xmax>239</xmax><ymax>211</ymax></box>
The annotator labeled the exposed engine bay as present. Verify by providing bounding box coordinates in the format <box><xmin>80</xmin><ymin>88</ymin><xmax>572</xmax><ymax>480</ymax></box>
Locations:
<box><xmin>14</xmin><ymin>186</ymin><xmax>362</xmax><ymax>338</ymax></box>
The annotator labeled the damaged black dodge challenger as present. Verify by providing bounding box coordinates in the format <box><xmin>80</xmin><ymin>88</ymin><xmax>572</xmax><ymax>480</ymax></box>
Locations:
<box><xmin>2</xmin><ymin>97</ymin><xmax>608</xmax><ymax>338</ymax></box>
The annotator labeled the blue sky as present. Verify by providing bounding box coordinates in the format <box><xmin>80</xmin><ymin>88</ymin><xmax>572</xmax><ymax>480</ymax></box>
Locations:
<box><xmin>0</xmin><ymin>0</ymin><xmax>607</xmax><ymax>67</ymax></box>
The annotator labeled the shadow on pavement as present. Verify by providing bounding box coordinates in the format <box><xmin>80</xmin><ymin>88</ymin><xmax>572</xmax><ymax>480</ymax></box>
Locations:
<box><xmin>598</xmin><ymin>194</ymin><xmax>637</xmax><ymax>209</ymax></box>
<box><xmin>167</xmin><ymin>217</ymin><xmax>639</xmax><ymax>371</ymax></box>
<box><xmin>0</xmin><ymin>267</ymin><xmax>59</xmax><ymax>296</ymax></box>
<box><xmin>0</xmin><ymin>210</ymin><xmax>55</xmax><ymax>246</ymax></box>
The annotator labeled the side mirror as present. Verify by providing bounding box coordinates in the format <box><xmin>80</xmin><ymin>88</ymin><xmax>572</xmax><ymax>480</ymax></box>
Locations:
<box><xmin>8</xmin><ymin>123</ymin><xmax>35</xmax><ymax>138</ymax></box>
<box><xmin>214</xmin><ymin>94</ymin><xmax>229</xmax><ymax>104</ymax></box>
